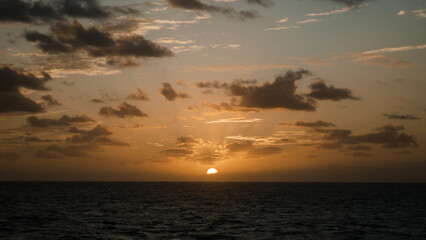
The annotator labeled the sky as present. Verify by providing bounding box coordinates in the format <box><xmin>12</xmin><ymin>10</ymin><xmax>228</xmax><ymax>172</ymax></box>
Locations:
<box><xmin>0</xmin><ymin>0</ymin><xmax>425</xmax><ymax>182</ymax></box>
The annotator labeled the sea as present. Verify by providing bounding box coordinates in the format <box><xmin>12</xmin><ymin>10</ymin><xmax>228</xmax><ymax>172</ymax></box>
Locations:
<box><xmin>1</xmin><ymin>182</ymin><xmax>425</xmax><ymax>239</ymax></box>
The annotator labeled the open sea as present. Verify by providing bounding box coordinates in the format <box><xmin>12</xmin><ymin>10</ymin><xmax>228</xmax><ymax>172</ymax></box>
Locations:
<box><xmin>1</xmin><ymin>182</ymin><xmax>425</xmax><ymax>239</ymax></box>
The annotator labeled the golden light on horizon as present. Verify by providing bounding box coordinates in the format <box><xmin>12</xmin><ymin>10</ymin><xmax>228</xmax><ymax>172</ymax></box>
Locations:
<box><xmin>207</xmin><ymin>168</ymin><xmax>218</xmax><ymax>175</ymax></box>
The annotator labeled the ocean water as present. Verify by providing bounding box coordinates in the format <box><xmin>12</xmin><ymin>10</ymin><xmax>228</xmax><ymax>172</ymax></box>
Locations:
<box><xmin>0</xmin><ymin>182</ymin><xmax>425</xmax><ymax>239</ymax></box>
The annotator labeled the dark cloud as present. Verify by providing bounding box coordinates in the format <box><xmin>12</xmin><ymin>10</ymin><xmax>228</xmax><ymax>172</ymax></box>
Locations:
<box><xmin>384</xmin><ymin>114</ymin><xmax>421</xmax><ymax>120</ymax></box>
<box><xmin>91</xmin><ymin>98</ymin><xmax>104</xmax><ymax>103</ymax></box>
<box><xmin>37</xmin><ymin>144</ymin><xmax>95</xmax><ymax>158</ymax></box>
<box><xmin>349</xmin><ymin>152</ymin><xmax>373</xmax><ymax>157</ymax></box>
<box><xmin>25</xmin><ymin>137</ymin><xmax>54</xmax><ymax>142</ymax></box>
<box><xmin>0</xmin><ymin>65</ymin><xmax>51</xmax><ymax>113</ymax></box>
<box><xmin>347</xmin><ymin>145</ymin><xmax>373</xmax><ymax>151</ymax></box>
<box><xmin>396</xmin><ymin>150</ymin><xmax>411</xmax><ymax>155</ymax></box>
<box><xmin>228</xmin><ymin>69</ymin><xmax>316</xmax><ymax>111</ymax></box>
<box><xmin>226</xmin><ymin>141</ymin><xmax>254</xmax><ymax>152</ymax></box>
<box><xmin>67</xmin><ymin>125</ymin><xmax>128</xmax><ymax>146</ymax></box>
<box><xmin>27</xmin><ymin>115</ymin><xmax>94</xmax><ymax>127</ymax></box>
<box><xmin>160</xmin><ymin>83</ymin><xmax>191</xmax><ymax>101</ymax></box>
<box><xmin>319</xmin><ymin>125</ymin><xmax>417</xmax><ymax>148</ymax></box>
<box><xmin>329</xmin><ymin>0</ymin><xmax>368</xmax><ymax>7</ymax></box>
<box><xmin>295</xmin><ymin>120</ymin><xmax>336</xmax><ymax>128</ymax></box>
<box><xmin>41</xmin><ymin>94</ymin><xmax>61</xmax><ymax>106</ymax></box>
<box><xmin>200</xmin><ymin>102</ymin><xmax>259</xmax><ymax>112</ymax></box>
<box><xmin>245</xmin><ymin>0</ymin><xmax>274</xmax><ymax>7</ymax></box>
<box><xmin>99</xmin><ymin>102</ymin><xmax>148</xmax><ymax>118</ymax></box>
<box><xmin>0</xmin><ymin>152</ymin><xmax>20</xmax><ymax>160</ymax></box>
<box><xmin>162</xmin><ymin>148</ymin><xmax>193</xmax><ymax>157</ymax></box>
<box><xmin>25</xmin><ymin>20</ymin><xmax>173</xmax><ymax>64</ymax></box>
<box><xmin>0</xmin><ymin>0</ymin><xmax>138</xmax><ymax>23</ymax></box>
<box><xmin>308</xmin><ymin>80</ymin><xmax>359</xmax><ymax>101</ymax></box>
<box><xmin>249</xmin><ymin>146</ymin><xmax>281</xmax><ymax>155</ymax></box>
<box><xmin>167</xmin><ymin>0</ymin><xmax>260</xmax><ymax>21</ymax></box>
<box><xmin>128</xmin><ymin>88</ymin><xmax>149</xmax><ymax>101</ymax></box>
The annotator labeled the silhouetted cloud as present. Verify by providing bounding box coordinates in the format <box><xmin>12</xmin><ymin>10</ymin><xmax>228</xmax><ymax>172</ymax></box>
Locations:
<box><xmin>99</xmin><ymin>102</ymin><xmax>148</xmax><ymax>118</ymax></box>
<box><xmin>128</xmin><ymin>88</ymin><xmax>149</xmax><ymax>101</ymax></box>
<box><xmin>160</xmin><ymin>83</ymin><xmax>191</xmax><ymax>101</ymax></box>
<box><xmin>308</xmin><ymin>80</ymin><xmax>359</xmax><ymax>101</ymax></box>
<box><xmin>167</xmin><ymin>0</ymin><xmax>260</xmax><ymax>21</ymax></box>
<box><xmin>37</xmin><ymin>144</ymin><xmax>96</xmax><ymax>158</ymax></box>
<box><xmin>329</xmin><ymin>0</ymin><xmax>368</xmax><ymax>7</ymax></box>
<box><xmin>0</xmin><ymin>65</ymin><xmax>51</xmax><ymax>113</ymax></box>
<box><xmin>246</xmin><ymin>0</ymin><xmax>274</xmax><ymax>7</ymax></box>
<box><xmin>319</xmin><ymin>125</ymin><xmax>417</xmax><ymax>148</ymax></box>
<box><xmin>384</xmin><ymin>114</ymin><xmax>421</xmax><ymax>120</ymax></box>
<box><xmin>248</xmin><ymin>146</ymin><xmax>281</xmax><ymax>155</ymax></box>
<box><xmin>295</xmin><ymin>120</ymin><xmax>336</xmax><ymax>128</ymax></box>
<box><xmin>349</xmin><ymin>152</ymin><xmax>373</xmax><ymax>157</ymax></box>
<box><xmin>25</xmin><ymin>20</ymin><xmax>173</xmax><ymax>65</ymax></box>
<box><xmin>162</xmin><ymin>148</ymin><xmax>193</xmax><ymax>157</ymax></box>
<box><xmin>41</xmin><ymin>95</ymin><xmax>61</xmax><ymax>106</ymax></box>
<box><xmin>91</xmin><ymin>98</ymin><xmax>104</xmax><ymax>103</ymax></box>
<box><xmin>27</xmin><ymin>115</ymin><xmax>94</xmax><ymax>127</ymax></box>
<box><xmin>347</xmin><ymin>145</ymin><xmax>373</xmax><ymax>151</ymax></box>
<box><xmin>228</xmin><ymin>69</ymin><xmax>316</xmax><ymax>110</ymax></box>
<box><xmin>66</xmin><ymin>125</ymin><xmax>128</xmax><ymax>146</ymax></box>
<box><xmin>226</xmin><ymin>141</ymin><xmax>254</xmax><ymax>152</ymax></box>
<box><xmin>0</xmin><ymin>152</ymin><xmax>20</xmax><ymax>160</ymax></box>
<box><xmin>0</xmin><ymin>0</ymin><xmax>138</xmax><ymax>23</ymax></box>
<box><xmin>25</xmin><ymin>137</ymin><xmax>54</xmax><ymax>142</ymax></box>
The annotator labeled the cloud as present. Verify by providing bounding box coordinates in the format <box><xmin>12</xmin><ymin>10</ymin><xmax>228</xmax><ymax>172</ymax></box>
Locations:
<box><xmin>308</xmin><ymin>80</ymin><xmax>359</xmax><ymax>101</ymax></box>
<box><xmin>306</xmin><ymin>6</ymin><xmax>354</xmax><ymax>17</ymax></box>
<box><xmin>248</xmin><ymin>146</ymin><xmax>281</xmax><ymax>155</ymax></box>
<box><xmin>25</xmin><ymin>137</ymin><xmax>54</xmax><ymax>142</ymax></box>
<box><xmin>91</xmin><ymin>98</ymin><xmax>104</xmax><ymax>103</ymax></box>
<box><xmin>206</xmin><ymin>118</ymin><xmax>262</xmax><ymax>124</ymax></box>
<box><xmin>264</xmin><ymin>25</ymin><xmax>299</xmax><ymax>31</ymax></box>
<box><xmin>0</xmin><ymin>152</ymin><xmax>20</xmax><ymax>160</ymax></box>
<box><xmin>297</xmin><ymin>19</ymin><xmax>322</xmax><ymax>24</ymax></box>
<box><xmin>397</xmin><ymin>10</ymin><xmax>405</xmax><ymax>16</ymax></box>
<box><xmin>295</xmin><ymin>120</ymin><xmax>336</xmax><ymax>128</ymax></box>
<box><xmin>412</xmin><ymin>9</ymin><xmax>426</xmax><ymax>18</ymax></box>
<box><xmin>67</xmin><ymin>125</ymin><xmax>128</xmax><ymax>146</ymax></box>
<box><xmin>160</xmin><ymin>83</ymin><xmax>191</xmax><ymax>101</ymax></box>
<box><xmin>226</xmin><ymin>141</ymin><xmax>254</xmax><ymax>152</ymax></box>
<box><xmin>36</xmin><ymin>144</ymin><xmax>95</xmax><ymax>158</ymax></box>
<box><xmin>185</xmin><ymin>63</ymin><xmax>295</xmax><ymax>72</ymax></box>
<box><xmin>276</xmin><ymin>17</ymin><xmax>288</xmax><ymax>23</ymax></box>
<box><xmin>0</xmin><ymin>65</ymin><xmax>51</xmax><ymax>113</ymax></box>
<box><xmin>245</xmin><ymin>0</ymin><xmax>273</xmax><ymax>7</ymax></box>
<box><xmin>384</xmin><ymin>114</ymin><xmax>421</xmax><ymax>120</ymax></box>
<box><xmin>128</xmin><ymin>88</ymin><xmax>149</xmax><ymax>101</ymax></box>
<box><xmin>167</xmin><ymin>0</ymin><xmax>260</xmax><ymax>21</ymax></box>
<box><xmin>27</xmin><ymin>115</ymin><xmax>94</xmax><ymax>127</ymax></box>
<box><xmin>0</xmin><ymin>0</ymin><xmax>138</xmax><ymax>23</ymax></box>
<box><xmin>362</xmin><ymin>44</ymin><xmax>426</xmax><ymax>54</ymax></box>
<box><xmin>162</xmin><ymin>148</ymin><xmax>194</xmax><ymax>157</ymax></box>
<box><xmin>199</xmin><ymin>102</ymin><xmax>259</xmax><ymax>112</ymax></box>
<box><xmin>350</xmin><ymin>53</ymin><xmax>412</xmax><ymax>68</ymax></box>
<box><xmin>227</xmin><ymin>69</ymin><xmax>316</xmax><ymax>111</ymax></box>
<box><xmin>328</xmin><ymin>0</ymin><xmax>367</xmax><ymax>7</ymax></box>
<box><xmin>319</xmin><ymin>125</ymin><xmax>418</xmax><ymax>148</ymax></box>
<box><xmin>347</xmin><ymin>145</ymin><xmax>373</xmax><ymax>151</ymax></box>
<box><xmin>99</xmin><ymin>102</ymin><xmax>148</xmax><ymax>118</ymax></box>
<box><xmin>24</xmin><ymin>20</ymin><xmax>173</xmax><ymax>66</ymax></box>
<box><xmin>348</xmin><ymin>152</ymin><xmax>373</xmax><ymax>157</ymax></box>
<box><xmin>41</xmin><ymin>94</ymin><xmax>61</xmax><ymax>106</ymax></box>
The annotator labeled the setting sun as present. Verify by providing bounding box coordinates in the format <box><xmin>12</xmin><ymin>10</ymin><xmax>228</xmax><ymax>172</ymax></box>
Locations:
<box><xmin>207</xmin><ymin>168</ymin><xmax>218</xmax><ymax>175</ymax></box>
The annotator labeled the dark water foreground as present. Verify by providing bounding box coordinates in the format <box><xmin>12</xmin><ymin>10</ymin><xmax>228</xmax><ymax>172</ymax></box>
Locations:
<box><xmin>1</xmin><ymin>182</ymin><xmax>425</xmax><ymax>239</ymax></box>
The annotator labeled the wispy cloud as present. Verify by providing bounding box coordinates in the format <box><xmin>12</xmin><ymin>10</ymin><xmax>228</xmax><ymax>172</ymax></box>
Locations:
<box><xmin>185</xmin><ymin>63</ymin><xmax>295</xmax><ymax>72</ymax></box>
<box><xmin>206</xmin><ymin>118</ymin><xmax>262</xmax><ymax>124</ymax></box>
<box><xmin>412</xmin><ymin>8</ymin><xmax>426</xmax><ymax>18</ymax></box>
<box><xmin>306</xmin><ymin>6</ymin><xmax>354</xmax><ymax>16</ymax></box>
<box><xmin>264</xmin><ymin>25</ymin><xmax>299</xmax><ymax>31</ymax></box>
<box><xmin>297</xmin><ymin>18</ymin><xmax>322</xmax><ymax>24</ymax></box>
<box><xmin>362</xmin><ymin>44</ymin><xmax>426</xmax><ymax>54</ymax></box>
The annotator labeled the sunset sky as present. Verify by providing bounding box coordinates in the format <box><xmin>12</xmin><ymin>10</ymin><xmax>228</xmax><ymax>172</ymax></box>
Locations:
<box><xmin>0</xmin><ymin>0</ymin><xmax>425</xmax><ymax>181</ymax></box>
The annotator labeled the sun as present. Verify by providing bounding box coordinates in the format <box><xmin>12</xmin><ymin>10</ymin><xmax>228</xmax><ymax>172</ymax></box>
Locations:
<box><xmin>207</xmin><ymin>168</ymin><xmax>218</xmax><ymax>175</ymax></box>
